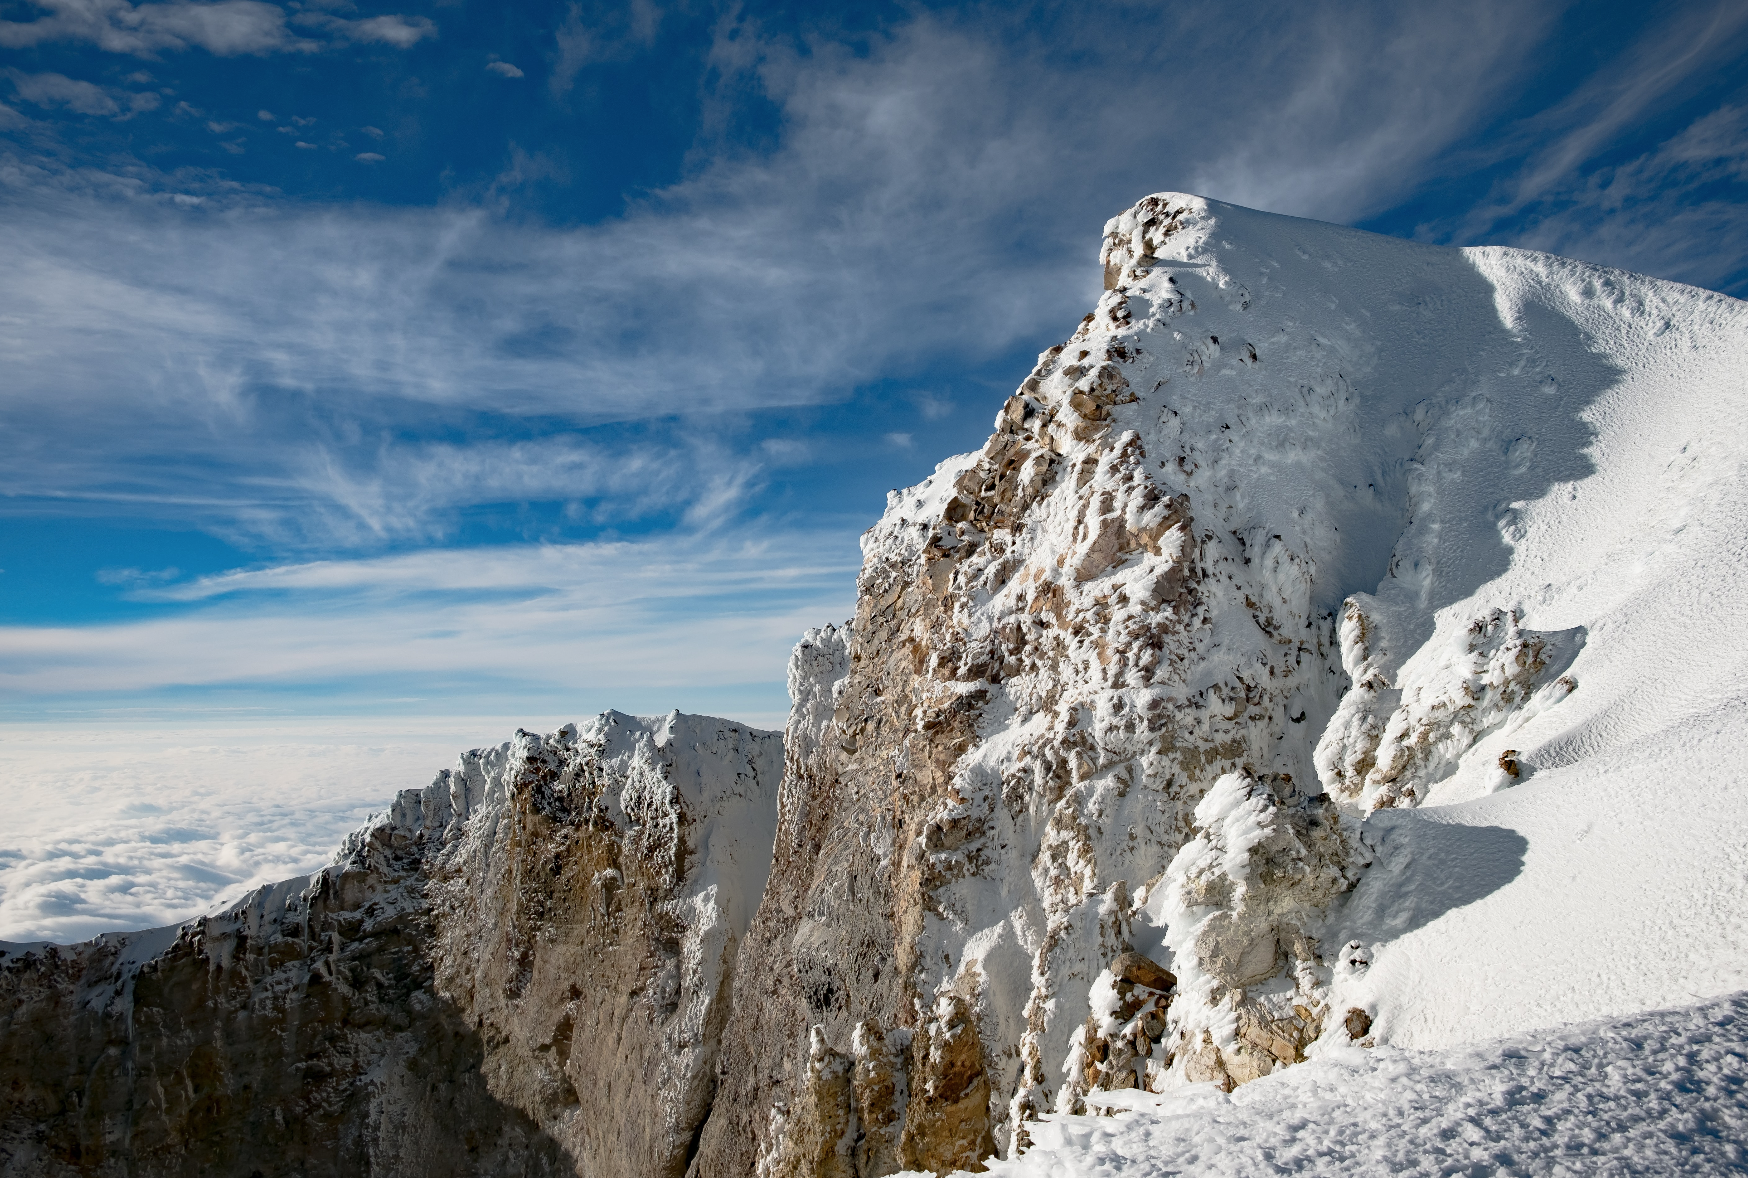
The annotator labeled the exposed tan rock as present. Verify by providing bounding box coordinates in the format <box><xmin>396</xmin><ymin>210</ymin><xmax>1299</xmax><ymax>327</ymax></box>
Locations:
<box><xmin>761</xmin><ymin>1029</ymin><xmax>857</xmax><ymax>1178</ymax></box>
<box><xmin>850</xmin><ymin>1021</ymin><xmax>908</xmax><ymax>1176</ymax></box>
<box><xmin>898</xmin><ymin>996</ymin><xmax>996</xmax><ymax>1173</ymax></box>
<box><xmin>0</xmin><ymin>713</ymin><xmax>781</xmax><ymax>1178</ymax></box>
<box><xmin>1063</xmin><ymin>951</ymin><xmax>1176</xmax><ymax>1103</ymax></box>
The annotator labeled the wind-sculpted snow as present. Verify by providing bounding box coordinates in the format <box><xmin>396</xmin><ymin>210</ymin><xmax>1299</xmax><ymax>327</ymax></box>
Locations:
<box><xmin>946</xmin><ymin>991</ymin><xmax>1748</xmax><ymax>1177</ymax></box>
<box><xmin>694</xmin><ymin>192</ymin><xmax>1748</xmax><ymax>1175</ymax></box>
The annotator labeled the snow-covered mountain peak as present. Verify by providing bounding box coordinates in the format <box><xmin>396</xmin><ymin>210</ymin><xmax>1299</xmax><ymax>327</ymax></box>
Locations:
<box><xmin>730</xmin><ymin>191</ymin><xmax>1748</xmax><ymax>1172</ymax></box>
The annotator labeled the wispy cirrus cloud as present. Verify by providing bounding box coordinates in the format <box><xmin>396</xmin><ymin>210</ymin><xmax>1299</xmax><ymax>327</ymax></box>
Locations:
<box><xmin>1499</xmin><ymin>103</ymin><xmax>1748</xmax><ymax>294</ymax></box>
<box><xmin>0</xmin><ymin>530</ymin><xmax>860</xmax><ymax>696</ymax></box>
<box><xmin>1408</xmin><ymin>3</ymin><xmax>1748</xmax><ymax>292</ymax></box>
<box><xmin>1462</xmin><ymin>1</ymin><xmax>1748</xmax><ymax>232</ymax></box>
<box><xmin>0</xmin><ymin>0</ymin><xmax>434</xmax><ymax>57</ymax></box>
<box><xmin>550</xmin><ymin>0</ymin><xmax>661</xmax><ymax>94</ymax></box>
<box><xmin>6</xmin><ymin>1</ymin><xmax>1628</xmax><ymax>550</ymax></box>
<box><xmin>1181</xmin><ymin>1</ymin><xmax>1560</xmax><ymax>223</ymax></box>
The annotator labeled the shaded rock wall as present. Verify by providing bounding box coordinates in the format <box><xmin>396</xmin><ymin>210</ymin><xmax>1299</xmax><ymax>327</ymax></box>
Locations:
<box><xmin>0</xmin><ymin>818</ymin><xmax>568</xmax><ymax>1178</ymax></box>
<box><xmin>0</xmin><ymin>712</ymin><xmax>781</xmax><ymax>1178</ymax></box>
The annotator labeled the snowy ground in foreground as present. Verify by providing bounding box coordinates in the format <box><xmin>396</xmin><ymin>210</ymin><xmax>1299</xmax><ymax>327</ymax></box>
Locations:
<box><xmin>937</xmin><ymin>992</ymin><xmax>1748</xmax><ymax>1177</ymax></box>
<box><xmin>0</xmin><ymin>717</ymin><xmax>582</xmax><ymax>942</ymax></box>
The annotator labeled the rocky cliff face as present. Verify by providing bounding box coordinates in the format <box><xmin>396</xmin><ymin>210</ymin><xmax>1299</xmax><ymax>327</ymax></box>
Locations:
<box><xmin>3</xmin><ymin>193</ymin><xmax>1606</xmax><ymax>1178</ymax></box>
<box><xmin>0</xmin><ymin>713</ymin><xmax>781</xmax><ymax>1178</ymax></box>
<box><xmin>690</xmin><ymin>193</ymin><xmax>1590</xmax><ymax>1175</ymax></box>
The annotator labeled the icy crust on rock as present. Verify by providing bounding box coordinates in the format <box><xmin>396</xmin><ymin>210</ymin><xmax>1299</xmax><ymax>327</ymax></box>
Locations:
<box><xmin>704</xmin><ymin>190</ymin><xmax>1748</xmax><ymax>1177</ymax></box>
<box><xmin>786</xmin><ymin>624</ymin><xmax>854</xmax><ymax>767</ymax></box>
<box><xmin>0</xmin><ymin>710</ymin><xmax>782</xmax><ymax>1178</ymax></box>
<box><xmin>373</xmin><ymin>709</ymin><xmax>781</xmax><ymax>946</ymax></box>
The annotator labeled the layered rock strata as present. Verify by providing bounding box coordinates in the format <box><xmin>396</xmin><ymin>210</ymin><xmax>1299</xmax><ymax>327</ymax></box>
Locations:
<box><xmin>0</xmin><ymin>712</ymin><xmax>781</xmax><ymax>1178</ymax></box>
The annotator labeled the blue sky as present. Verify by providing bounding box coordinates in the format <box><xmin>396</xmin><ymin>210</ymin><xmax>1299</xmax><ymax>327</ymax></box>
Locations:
<box><xmin>3</xmin><ymin>0</ymin><xmax>1746</xmax><ymax>726</ymax></box>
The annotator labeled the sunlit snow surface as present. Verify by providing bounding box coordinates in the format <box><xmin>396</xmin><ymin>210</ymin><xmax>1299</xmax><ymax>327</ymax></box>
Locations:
<box><xmin>933</xmin><ymin>994</ymin><xmax>1747</xmax><ymax>1176</ymax></box>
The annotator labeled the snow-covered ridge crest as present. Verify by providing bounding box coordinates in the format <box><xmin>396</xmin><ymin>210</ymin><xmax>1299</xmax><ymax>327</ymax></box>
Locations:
<box><xmin>700</xmin><ymin>189</ymin><xmax>1748</xmax><ymax>1176</ymax></box>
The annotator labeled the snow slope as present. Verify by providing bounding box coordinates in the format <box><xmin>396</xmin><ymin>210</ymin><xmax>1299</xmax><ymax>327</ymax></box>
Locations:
<box><xmin>1138</xmin><ymin>200</ymin><xmax>1748</xmax><ymax>1046</ymax></box>
<box><xmin>965</xmin><ymin>992</ymin><xmax>1748</xmax><ymax>1177</ymax></box>
<box><xmin>1091</xmin><ymin>192</ymin><xmax>1748</xmax><ymax>1048</ymax></box>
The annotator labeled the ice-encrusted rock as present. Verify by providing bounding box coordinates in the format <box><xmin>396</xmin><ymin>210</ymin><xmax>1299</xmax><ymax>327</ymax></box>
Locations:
<box><xmin>1146</xmin><ymin>770</ymin><xmax>1366</xmax><ymax>1090</ymax></box>
<box><xmin>1315</xmin><ymin>601</ymin><xmax>1581</xmax><ymax>810</ymax></box>
<box><xmin>0</xmin><ymin>711</ymin><xmax>781</xmax><ymax>1178</ymax></box>
<box><xmin>691</xmin><ymin>192</ymin><xmax>1608</xmax><ymax>1175</ymax></box>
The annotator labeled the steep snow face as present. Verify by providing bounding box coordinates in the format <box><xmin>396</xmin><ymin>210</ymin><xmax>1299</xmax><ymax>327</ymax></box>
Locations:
<box><xmin>699</xmin><ymin>192</ymin><xmax>1748</xmax><ymax>1174</ymax></box>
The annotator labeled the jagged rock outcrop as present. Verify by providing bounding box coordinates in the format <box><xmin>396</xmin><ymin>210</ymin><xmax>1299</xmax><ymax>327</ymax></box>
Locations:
<box><xmin>1147</xmin><ymin>770</ymin><xmax>1365</xmax><ymax>1090</ymax></box>
<box><xmin>0</xmin><ymin>712</ymin><xmax>781</xmax><ymax>1178</ymax></box>
<box><xmin>1316</xmin><ymin>602</ymin><xmax>1581</xmax><ymax>810</ymax></box>
<box><xmin>690</xmin><ymin>192</ymin><xmax>1590</xmax><ymax>1175</ymax></box>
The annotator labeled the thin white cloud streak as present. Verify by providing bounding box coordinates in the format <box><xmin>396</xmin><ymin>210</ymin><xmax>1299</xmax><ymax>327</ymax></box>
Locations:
<box><xmin>0</xmin><ymin>0</ymin><xmax>435</xmax><ymax>56</ymax></box>
<box><xmin>0</xmin><ymin>531</ymin><xmax>859</xmax><ymax>695</ymax></box>
<box><xmin>1394</xmin><ymin>5</ymin><xmax>1748</xmax><ymax>292</ymax></box>
<box><xmin>550</xmin><ymin>0</ymin><xmax>662</xmax><ymax>94</ymax></box>
<box><xmin>1182</xmin><ymin>2</ymin><xmax>1558</xmax><ymax>223</ymax></box>
<box><xmin>280</xmin><ymin>434</ymin><xmax>764</xmax><ymax>546</ymax></box>
<box><xmin>296</xmin><ymin>12</ymin><xmax>434</xmax><ymax>49</ymax></box>
<box><xmin>1496</xmin><ymin>104</ymin><xmax>1748</xmax><ymax>293</ymax></box>
<box><xmin>5</xmin><ymin>0</ymin><xmax>1740</xmax><ymax>552</ymax></box>
<box><xmin>5</xmin><ymin>68</ymin><xmax>119</xmax><ymax>115</ymax></box>
<box><xmin>1460</xmin><ymin>1</ymin><xmax>1748</xmax><ymax>234</ymax></box>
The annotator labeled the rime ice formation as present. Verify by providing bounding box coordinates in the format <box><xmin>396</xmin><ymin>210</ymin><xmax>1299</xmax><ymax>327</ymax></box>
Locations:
<box><xmin>6</xmin><ymin>194</ymin><xmax>1748</xmax><ymax>1178</ymax></box>
<box><xmin>692</xmin><ymin>193</ymin><xmax>1748</xmax><ymax>1175</ymax></box>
